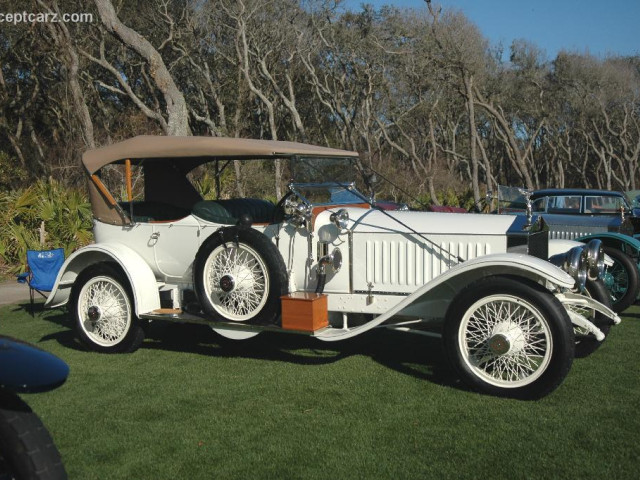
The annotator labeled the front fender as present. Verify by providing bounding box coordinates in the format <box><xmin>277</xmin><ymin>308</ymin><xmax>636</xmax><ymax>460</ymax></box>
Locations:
<box><xmin>0</xmin><ymin>336</ymin><xmax>69</xmax><ymax>393</ymax></box>
<box><xmin>44</xmin><ymin>243</ymin><xmax>160</xmax><ymax>316</ymax></box>
<box><xmin>316</xmin><ymin>253</ymin><xmax>574</xmax><ymax>341</ymax></box>
<box><xmin>577</xmin><ymin>232</ymin><xmax>640</xmax><ymax>255</ymax></box>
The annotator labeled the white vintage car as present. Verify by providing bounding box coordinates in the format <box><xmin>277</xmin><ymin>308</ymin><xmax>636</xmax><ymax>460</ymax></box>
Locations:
<box><xmin>46</xmin><ymin>136</ymin><xmax>618</xmax><ymax>399</ymax></box>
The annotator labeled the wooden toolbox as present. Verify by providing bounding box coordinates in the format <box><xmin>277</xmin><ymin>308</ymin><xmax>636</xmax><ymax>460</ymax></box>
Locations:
<box><xmin>280</xmin><ymin>293</ymin><xmax>328</xmax><ymax>332</ymax></box>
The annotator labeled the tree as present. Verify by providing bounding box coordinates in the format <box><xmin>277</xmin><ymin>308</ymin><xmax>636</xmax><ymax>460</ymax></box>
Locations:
<box><xmin>426</xmin><ymin>0</ymin><xmax>490</xmax><ymax>202</ymax></box>
<box><xmin>84</xmin><ymin>0</ymin><xmax>190</xmax><ymax>136</ymax></box>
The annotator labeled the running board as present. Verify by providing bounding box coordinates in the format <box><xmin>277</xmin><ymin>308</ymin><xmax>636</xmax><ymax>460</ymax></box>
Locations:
<box><xmin>139</xmin><ymin>309</ymin><xmax>432</xmax><ymax>340</ymax></box>
<box><xmin>139</xmin><ymin>309</ymin><xmax>330</xmax><ymax>336</ymax></box>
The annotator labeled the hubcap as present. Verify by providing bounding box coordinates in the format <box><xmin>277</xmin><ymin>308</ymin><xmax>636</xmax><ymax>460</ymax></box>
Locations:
<box><xmin>219</xmin><ymin>274</ymin><xmax>235</xmax><ymax>293</ymax></box>
<box><xmin>87</xmin><ymin>305</ymin><xmax>101</xmax><ymax>322</ymax></box>
<box><xmin>488</xmin><ymin>333</ymin><xmax>510</xmax><ymax>355</ymax></box>
<box><xmin>487</xmin><ymin>322</ymin><xmax>526</xmax><ymax>355</ymax></box>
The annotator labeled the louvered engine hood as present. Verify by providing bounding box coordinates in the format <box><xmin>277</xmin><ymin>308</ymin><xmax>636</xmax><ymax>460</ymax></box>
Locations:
<box><xmin>344</xmin><ymin>209</ymin><xmax>520</xmax><ymax>235</ymax></box>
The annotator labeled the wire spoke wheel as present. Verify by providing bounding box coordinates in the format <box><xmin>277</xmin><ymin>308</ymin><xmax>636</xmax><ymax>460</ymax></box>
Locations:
<box><xmin>195</xmin><ymin>228</ymin><xmax>288</xmax><ymax>328</ymax></box>
<box><xmin>459</xmin><ymin>294</ymin><xmax>552</xmax><ymax>388</ymax></box>
<box><xmin>601</xmin><ymin>246</ymin><xmax>639</xmax><ymax>313</ymax></box>
<box><xmin>603</xmin><ymin>261</ymin><xmax>629</xmax><ymax>303</ymax></box>
<box><xmin>77</xmin><ymin>276</ymin><xmax>132</xmax><ymax>347</ymax></box>
<box><xmin>445</xmin><ymin>277</ymin><xmax>574</xmax><ymax>399</ymax></box>
<box><xmin>203</xmin><ymin>243</ymin><xmax>270</xmax><ymax>321</ymax></box>
<box><xmin>71</xmin><ymin>265</ymin><xmax>144</xmax><ymax>353</ymax></box>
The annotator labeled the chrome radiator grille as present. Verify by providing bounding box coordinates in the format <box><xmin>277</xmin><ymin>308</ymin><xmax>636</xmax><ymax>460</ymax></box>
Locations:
<box><xmin>549</xmin><ymin>229</ymin><xmax>590</xmax><ymax>240</ymax></box>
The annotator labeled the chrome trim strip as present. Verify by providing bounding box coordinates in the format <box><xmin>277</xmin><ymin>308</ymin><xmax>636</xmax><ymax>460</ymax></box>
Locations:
<box><xmin>354</xmin><ymin>290</ymin><xmax>411</xmax><ymax>296</ymax></box>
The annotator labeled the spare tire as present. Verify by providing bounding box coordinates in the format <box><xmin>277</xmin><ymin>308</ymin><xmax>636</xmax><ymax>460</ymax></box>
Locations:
<box><xmin>194</xmin><ymin>227</ymin><xmax>288</xmax><ymax>324</ymax></box>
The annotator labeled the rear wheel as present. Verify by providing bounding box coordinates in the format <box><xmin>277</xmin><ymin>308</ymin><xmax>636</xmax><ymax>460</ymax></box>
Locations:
<box><xmin>602</xmin><ymin>246</ymin><xmax>639</xmax><ymax>313</ymax></box>
<box><xmin>443</xmin><ymin>276</ymin><xmax>575</xmax><ymax>400</ymax></box>
<box><xmin>70</xmin><ymin>264</ymin><xmax>144</xmax><ymax>353</ymax></box>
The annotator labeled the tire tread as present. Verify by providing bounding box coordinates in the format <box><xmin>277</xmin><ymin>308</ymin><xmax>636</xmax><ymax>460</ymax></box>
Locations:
<box><xmin>0</xmin><ymin>391</ymin><xmax>67</xmax><ymax>480</ymax></box>
<box><xmin>443</xmin><ymin>275</ymin><xmax>575</xmax><ymax>400</ymax></box>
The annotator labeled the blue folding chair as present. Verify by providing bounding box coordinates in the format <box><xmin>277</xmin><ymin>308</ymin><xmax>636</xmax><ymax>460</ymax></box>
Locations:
<box><xmin>16</xmin><ymin>248</ymin><xmax>65</xmax><ymax>316</ymax></box>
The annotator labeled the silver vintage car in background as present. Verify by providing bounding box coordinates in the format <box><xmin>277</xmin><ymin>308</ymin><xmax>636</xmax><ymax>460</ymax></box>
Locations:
<box><xmin>44</xmin><ymin>137</ymin><xmax>618</xmax><ymax>400</ymax></box>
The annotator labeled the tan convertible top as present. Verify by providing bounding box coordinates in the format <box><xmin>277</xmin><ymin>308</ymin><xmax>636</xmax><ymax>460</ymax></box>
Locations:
<box><xmin>84</xmin><ymin>136</ymin><xmax>359</xmax><ymax>226</ymax></box>
<box><xmin>83</xmin><ymin>136</ymin><xmax>358</xmax><ymax>174</ymax></box>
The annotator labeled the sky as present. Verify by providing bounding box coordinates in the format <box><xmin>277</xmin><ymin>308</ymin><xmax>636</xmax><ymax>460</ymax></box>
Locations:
<box><xmin>342</xmin><ymin>0</ymin><xmax>640</xmax><ymax>60</ymax></box>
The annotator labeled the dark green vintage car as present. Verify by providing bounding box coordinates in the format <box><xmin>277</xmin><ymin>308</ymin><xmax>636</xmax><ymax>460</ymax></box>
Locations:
<box><xmin>498</xmin><ymin>187</ymin><xmax>640</xmax><ymax>313</ymax></box>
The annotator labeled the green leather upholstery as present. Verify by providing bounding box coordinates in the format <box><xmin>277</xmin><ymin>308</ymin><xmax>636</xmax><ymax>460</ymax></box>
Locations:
<box><xmin>119</xmin><ymin>202</ymin><xmax>190</xmax><ymax>222</ymax></box>
<box><xmin>192</xmin><ymin>199</ymin><xmax>276</xmax><ymax>224</ymax></box>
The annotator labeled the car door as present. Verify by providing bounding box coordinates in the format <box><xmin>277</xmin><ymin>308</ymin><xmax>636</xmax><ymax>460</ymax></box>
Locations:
<box><xmin>151</xmin><ymin>216</ymin><xmax>202</xmax><ymax>281</ymax></box>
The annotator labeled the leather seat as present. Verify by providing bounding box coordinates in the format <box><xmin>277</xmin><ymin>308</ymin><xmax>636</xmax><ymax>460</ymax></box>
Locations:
<box><xmin>192</xmin><ymin>198</ymin><xmax>275</xmax><ymax>224</ymax></box>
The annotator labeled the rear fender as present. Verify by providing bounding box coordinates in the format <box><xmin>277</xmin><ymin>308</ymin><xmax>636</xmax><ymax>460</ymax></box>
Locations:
<box><xmin>44</xmin><ymin>243</ymin><xmax>160</xmax><ymax>316</ymax></box>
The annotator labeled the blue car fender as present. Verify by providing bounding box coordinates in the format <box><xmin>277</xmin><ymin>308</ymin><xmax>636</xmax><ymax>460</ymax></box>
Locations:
<box><xmin>0</xmin><ymin>336</ymin><xmax>69</xmax><ymax>393</ymax></box>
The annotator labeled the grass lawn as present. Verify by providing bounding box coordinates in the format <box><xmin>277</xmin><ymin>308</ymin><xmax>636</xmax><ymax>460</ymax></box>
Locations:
<box><xmin>1</xmin><ymin>301</ymin><xmax>639</xmax><ymax>479</ymax></box>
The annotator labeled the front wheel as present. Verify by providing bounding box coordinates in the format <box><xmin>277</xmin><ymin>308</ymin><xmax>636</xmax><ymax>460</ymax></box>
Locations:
<box><xmin>70</xmin><ymin>264</ymin><xmax>144</xmax><ymax>353</ymax></box>
<box><xmin>602</xmin><ymin>246</ymin><xmax>640</xmax><ymax>313</ymax></box>
<box><xmin>0</xmin><ymin>391</ymin><xmax>67</xmax><ymax>480</ymax></box>
<box><xmin>443</xmin><ymin>276</ymin><xmax>575</xmax><ymax>400</ymax></box>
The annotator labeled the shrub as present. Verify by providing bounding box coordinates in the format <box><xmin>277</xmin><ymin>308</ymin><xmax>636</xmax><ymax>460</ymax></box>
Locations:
<box><xmin>0</xmin><ymin>179</ymin><xmax>93</xmax><ymax>275</ymax></box>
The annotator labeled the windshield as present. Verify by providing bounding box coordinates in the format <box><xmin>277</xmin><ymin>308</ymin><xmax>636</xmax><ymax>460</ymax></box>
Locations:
<box><xmin>291</xmin><ymin>156</ymin><xmax>357</xmax><ymax>185</ymax></box>
<box><xmin>627</xmin><ymin>190</ymin><xmax>640</xmax><ymax>208</ymax></box>
<box><xmin>289</xmin><ymin>182</ymin><xmax>369</xmax><ymax>206</ymax></box>
<box><xmin>288</xmin><ymin>156</ymin><xmax>369</xmax><ymax>206</ymax></box>
<box><xmin>497</xmin><ymin>185</ymin><xmax>528</xmax><ymax>213</ymax></box>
